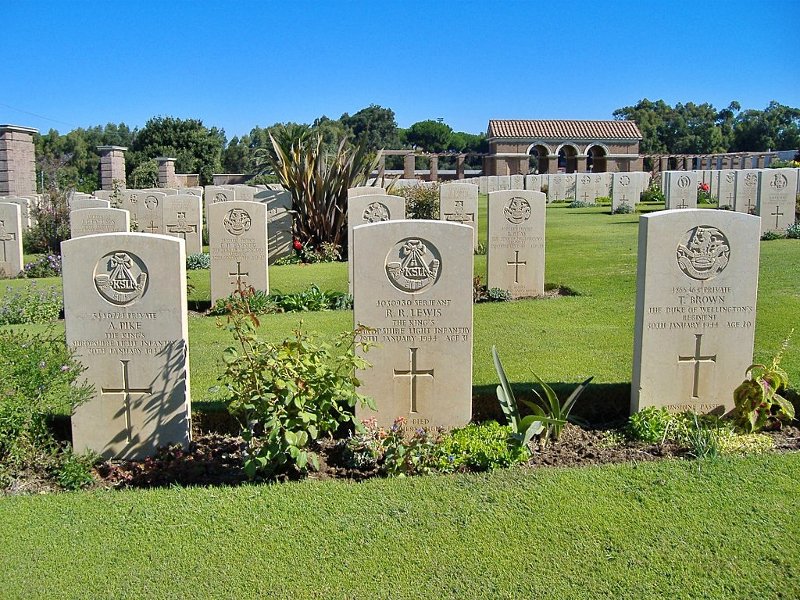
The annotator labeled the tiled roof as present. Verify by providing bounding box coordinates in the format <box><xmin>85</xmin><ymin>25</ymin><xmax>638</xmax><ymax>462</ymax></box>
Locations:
<box><xmin>488</xmin><ymin>119</ymin><xmax>642</xmax><ymax>140</ymax></box>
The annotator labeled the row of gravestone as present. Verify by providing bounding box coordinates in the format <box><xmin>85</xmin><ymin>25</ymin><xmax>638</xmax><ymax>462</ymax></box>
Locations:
<box><xmin>59</xmin><ymin>204</ymin><xmax>763</xmax><ymax>459</ymax></box>
<box><xmin>462</xmin><ymin>172</ymin><xmax>652</xmax><ymax>202</ymax></box>
<box><xmin>683</xmin><ymin>169</ymin><xmax>799</xmax><ymax>232</ymax></box>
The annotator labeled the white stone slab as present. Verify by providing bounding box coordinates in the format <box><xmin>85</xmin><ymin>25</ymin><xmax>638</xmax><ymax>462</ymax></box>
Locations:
<box><xmin>734</xmin><ymin>170</ymin><xmax>760</xmax><ymax>214</ymax></box>
<box><xmin>209</xmin><ymin>201</ymin><xmax>269</xmax><ymax>303</ymax></box>
<box><xmin>487</xmin><ymin>190</ymin><xmax>546</xmax><ymax>298</ymax></box>
<box><xmin>757</xmin><ymin>169</ymin><xmax>798</xmax><ymax>233</ymax></box>
<box><xmin>254</xmin><ymin>189</ymin><xmax>293</xmax><ymax>264</ymax></box>
<box><xmin>0</xmin><ymin>202</ymin><xmax>23</xmax><ymax>277</ymax></box>
<box><xmin>440</xmin><ymin>183</ymin><xmax>478</xmax><ymax>250</ymax></box>
<box><xmin>62</xmin><ymin>233</ymin><xmax>191</xmax><ymax>459</ymax></box>
<box><xmin>632</xmin><ymin>210</ymin><xmax>760</xmax><ymax>415</ymax></box>
<box><xmin>348</xmin><ymin>186</ymin><xmax>386</xmax><ymax>198</ymax></box>
<box><xmin>353</xmin><ymin>220</ymin><xmax>473</xmax><ymax>430</ymax></box>
<box><xmin>612</xmin><ymin>173</ymin><xmax>638</xmax><ymax>212</ymax></box>
<box><xmin>163</xmin><ymin>194</ymin><xmax>203</xmax><ymax>255</ymax></box>
<box><xmin>663</xmin><ymin>171</ymin><xmax>698</xmax><ymax>209</ymax></box>
<box><xmin>71</xmin><ymin>197</ymin><xmax>111</xmax><ymax>211</ymax></box>
<box><xmin>70</xmin><ymin>208</ymin><xmax>130</xmax><ymax>238</ymax></box>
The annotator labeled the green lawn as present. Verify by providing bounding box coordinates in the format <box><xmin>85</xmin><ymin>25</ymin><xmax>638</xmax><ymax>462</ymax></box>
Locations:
<box><xmin>0</xmin><ymin>453</ymin><xmax>798</xmax><ymax>599</ymax></box>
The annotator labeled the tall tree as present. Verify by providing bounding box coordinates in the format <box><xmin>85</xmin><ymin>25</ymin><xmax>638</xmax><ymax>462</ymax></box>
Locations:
<box><xmin>732</xmin><ymin>101</ymin><xmax>800</xmax><ymax>151</ymax></box>
<box><xmin>339</xmin><ymin>105</ymin><xmax>399</xmax><ymax>152</ymax></box>
<box><xmin>130</xmin><ymin>116</ymin><xmax>225</xmax><ymax>185</ymax></box>
<box><xmin>405</xmin><ymin>120</ymin><xmax>453</xmax><ymax>153</ymax></box>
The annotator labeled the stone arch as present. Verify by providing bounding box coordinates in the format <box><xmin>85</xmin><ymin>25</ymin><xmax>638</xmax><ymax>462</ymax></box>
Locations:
<box><xmin>556</xmin><ymin>143</ymin><xmax>579</xmax><ymax>173</ymax></box>
<box><xmin>585</xmin><ymin>144</ymin><xmax>608</xmax><ymax>173</ymax></box>
<box><xmin>525</xmin><ymin>142</ymin><xmax>551</xmax><ymax>174</ymax></box>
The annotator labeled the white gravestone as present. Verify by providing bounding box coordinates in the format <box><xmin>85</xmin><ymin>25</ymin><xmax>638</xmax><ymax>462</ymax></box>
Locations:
<box><xmin>71</xmin><ymin>197</ymin><xmax>111</xmax><ymax>211</ymax></box>
<box><xmin>255</xmin><ymin>189</ymin><xmax>294</xmax><ymax>264</ymax></box>
<box><xmin>353</xmin><ymin>220</ymin><xmax>473</xmax><ymax>430</ymax></box>
<box><xmin>70</xmin><ymin>208</ymin><xmax>130</xmax><ymax>239</ymax></box>
<box><xmin>663</xmin><ymin>171</ymin><xmax>698</xmax><ymax>209</ymax></box>
<box><xmin>575</xmin><ymin>174</ymin><xmax>598</xmax><ymax>204</ymax></box>
<box><xmin>62</xmin><ymin>233</ymin><xmax>191</xmax><ymax>459</ymax></box>
<box><xmin>487</xmin><ymin>190</ymin><xmax>546</xmax><ymax>298</ymax></box>
<box><xmin>757</xmin><ymin>169</ymin><xmax>798</xmax><ymax>233</ymax></box>
<box><xmin>163</xmin><ymin>194</ymin><xmax>203</xmax><ymax>255</ymax></box>
<box><xmin>440</xmin><ymin>183</ymin><xmax>479</xmax><ymax>250</ymax></box>
<box><xmin>486</xmin><ymin>176</ymin><xmax>499</xmax><ymax>193</ymax></box>
<box><xmin>478</xmin><ymin>177</ymin><xmax>488</xmax><ymax>195</ymax></box>
<box><xmin>348</xmin><ymin>186</ymin><xmax>386</xmax><ymax>198</ymax></box>
<box><xmin>612</xmin><ymin>173</ymin><xmax>637</xmax><ymax>212</ymax></box>
<box><xmin>209</xmin><ymin>201</ymin><xmax>269</xmax><ymax>304</ymax></box>
<box><xmin>0</xmin><ymin>196</ymin><xmax>31</xmax><ymax>231</ymax></box>
<box><xmin>347</xmin><ymin>194</ymin><xmax>405</xmax><ymax>296</ymax></box>
<box><xmin>510</xmin><ymin>174</ymin><xmax>524</xmax><ymax>190</ymax></box>
<box><xmin>0</xmin><ymin>202</ymin><xmax>23</xmax><ymax>277</ymax></box>
<box><xmin>547</xmin><ymin>174</ymin><xmax>568</xmax><ymax>202</ymax></box>
<box><xmin>716</xmin><ymin>170</ymin><xmax>737</xmax><ymax>207</ymax></box>
<box><xmin>632</xmin><ymin>210</ymin><xmax>760</xmax><ymax>415</ymax></box>
<box><xmin>525</xmin><ymin>174</ymin><xmax>542</xmax><ymax>192</ymax></box>
<box><xmin>138</xmin><ymin>191</ymin><xmax>167</xmax><ymax>234</ymax></box>
<box><xmin>498</xmin><ymin>176</ymin><xmax>511</xmax><ymax>191</ymax></box>
<box><xmin>734</xmin><ymin>170</ymin><xmax>760</xmax><ymax>214</ymax></box>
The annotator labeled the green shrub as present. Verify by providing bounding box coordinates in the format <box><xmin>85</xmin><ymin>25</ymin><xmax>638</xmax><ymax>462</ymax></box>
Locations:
<box><xmin>220</xmin><ymin>294</ymin><xmax>375</xmax><ymax>479</ymax></box>
<box><xmin>733</xmin><ymin>330</ymin><xmax>794</xmax><ymax>433</ymax></box>
<box><xmin>433</xmin><ymin>421</ymin><xmax>529</xmax><ymax>473</ymax></box>
<box><xmin>392</xmin><ymin>183</ymin><xmax>440</xmax><ymax>219</ymax></box>
<box><xmin>343</xmin><ymin>417</ymin><xmax>441</xmax><ymax>477</ymax></box>
<box><xmin>641</xmin><ymin>184</ymin><xmax>665</xmax><ymax>203</ymax></box>
<box><xmin>486</xmin><ymin>287</ymin><xmax>512</xmax><ymax>302</ymax></box>
<box><xmin>612</xmin><ymin>203</ymin><xmax>634</xmax><ymax>215</ymax></box>
<box><xmin>786</xmin><ymin>222</ymin><xmax>800</xmax><ymax>239</ymax></box>
<box><xmin>627</xmin><ymin>406</ymin><xmax>673</xmax><ymax>443</ymax></box>
<box><xmin>210</xmin><ymin>284</ymin><xmax>352</xmax><ymax>316</ymax></box>
<box><xmin>684</xmin><ymin>414</ymin><xmax>720</xmax><ymax>459</ymax></box>
<box><xmin>761</xmin><ymin>230</ymin><xmax>784</xmax><ymax>241</ymax></box>
<box><xmin>595</xmin><ymin>196</ymin><xmax>612</xmax><ymax>205</ymax></box>
<box><xmin>568</xmin><ymin>200</ymin><xmax>596</xmax><ymax>208</ymax></box>
<box><xmin>186</xmin><ymin>253</ymin><xmax>211</xmax><ymax>270</ymax></box>
<box><xmin>55</xmin><ymin>451</ymin><xmax>97</xmax><ymax>490</ymax></box>
<box><xmin>21</xmin><ymin>254</ymin><xmax>62</xmax><ymax>278</ymax></box>
<box><xmin>0</xmin><ymin>328</ymin><xmax>92</xmax><ymax>470</ymax></box>
<box><xmin>0</xmin><ymin>282</ymin><xmax>63</xmax><ymax>325</ymax></box>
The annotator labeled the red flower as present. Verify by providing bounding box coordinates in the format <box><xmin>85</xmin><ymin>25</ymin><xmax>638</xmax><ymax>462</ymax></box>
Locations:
<box><xmin>699</xmin><ymin>182</ymin><xmax>710</xmax><ymax>192</ymax></box>
<box><xmin>293</xmin><ymin>239</ymin><xmax>303</xmax><ymax>251</ymax></box>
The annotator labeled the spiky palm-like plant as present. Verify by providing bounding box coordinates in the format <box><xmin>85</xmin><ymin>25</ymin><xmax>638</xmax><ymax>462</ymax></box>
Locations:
<box><xmin>266</xmin><ymin>128</ymin><xmax>379</xmax><ymax>255</ymax></box>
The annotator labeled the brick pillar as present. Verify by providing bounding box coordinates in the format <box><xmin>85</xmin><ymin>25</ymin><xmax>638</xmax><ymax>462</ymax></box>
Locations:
<box><xmin>403</xmin><ymin>153</ymin><xmax>415</xmax><ymax>178</ymax></box>
<box><xmin>0</xmin><ymin>125</ymin><xmax>38</xmax><ymax>196</ymax></box>
<box><xmin>456</xmin><ymin>154</ymin><xmax>465</xmax><ymax>179</ymax></box>
<box><xmin>756</xmin><ymin>155</ymin><xmax>766</xmax><ymax>168</ymax></box>
<box><xmin>547</xmin><ymin>154</ymin><xmax>558</xmax><ymax>174</ymax></box>
<box><xmin>156</xmin><ymin>156</ymin><xmax>177</xmax><ymax>188</ymax></box>
<box><xmin>97</xmin><ymin>145</ymin><xmax>127</xmax><ymax>190</ymax></box>
<box><xmin>577</xmin><ymin>155</ymin><xmax>588</xmax><ymax>172</ymax></box>
<box><xmin>659</xmin><ymin>156</ymin><xmax>669</xmax><ymax>172</ymax></box>
<box><xmin>428</xmin><ymin>155</ymin><xmax>439</xmax><ymax>181</ymax></box>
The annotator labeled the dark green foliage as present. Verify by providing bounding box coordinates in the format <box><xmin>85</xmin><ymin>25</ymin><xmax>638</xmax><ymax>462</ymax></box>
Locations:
<box><xmin>128</xmin><ymin>159</ymin><xmax>158</xmax><ymax>189</ymax></box>
<box><xmin>391</xmin><ymin>183</ymin><xmax>439</xmax><ymax>219</ymax></box>
<box><xmin>186</xmin><ymin>253</ymin><xmax>211</xmax><ymax>270</ymax></box>
<box><xmin>486</xmin><ymin>287</ymin><xmax>512</xmax><ymax>302</ymax></box>
<box><xmin>210</xmin><ymin>284</ymin><xmax>352</xmax><ymax>316</ymax></box>
<box><xmin>339</xmin><ymin>105</ymin><xmax>400</xmax><ymax>152</ymax></box>
<box><xmin>405</xmin><ymin>120</ymin><xmax>454</xmax><ymax>153</ymax></box>
<box><xmin>24</xmin><ymin>189</ymin><xmax>71</xmax><ymax>254</ymax></box>
<box><xmin>786</xmin><ymin>222</ymin><xmax>800</xmax><ymax>239</ymax></box>
<box><xmin>492</xmin><ymin>346</ymin><xmax>543</xmax><ymax>450</ymax></box>
<box><xmin>130</xmin><ymin>116</ymin><xmax>225</xmax><ymax>185</ymax></box>
<box><xmin>220</xmin><ymin>292</ymin><xmax>375</xmax><ymax>478</ymax></box>
<box><xmin>761</xmin><ymin>230</ymin><xmax>784</xmax><ymax>241</ymax></box>
<box><xmin>55</xmin><ymin>451</ymin><xmax>97</xmax><ymax>490</ymax></box>
<box><xmin>0</xmin><ymin>328</ymin><xmax>92</xmax><ymax>473</ymax></box>
<box><xmin>0</xmin><ymin>282</ymin><xmax>62</xmax><ymax>325</ymax></box>
<box><xmin>626</xmin><ymin>406</ymin><xmax>674</xmax><ymax>443</ymax></box>
<box><xmin>342</xmin><ymin>417</ymin><xmax>439</xmax><ymax>477</ymax></box>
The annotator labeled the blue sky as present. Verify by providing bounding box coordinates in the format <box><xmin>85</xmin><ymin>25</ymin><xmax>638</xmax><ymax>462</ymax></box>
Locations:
<box><xmin>2</xmin><ymin>0</ymin><xmax>798</xmax><ymax>140</ymax></box>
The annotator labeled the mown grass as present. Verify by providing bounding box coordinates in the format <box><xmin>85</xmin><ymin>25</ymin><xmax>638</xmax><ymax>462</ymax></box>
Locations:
<box><xmin>0</xmin><ymin>453</ymin><xmax>798</xmax><ymax>599</ymax></box>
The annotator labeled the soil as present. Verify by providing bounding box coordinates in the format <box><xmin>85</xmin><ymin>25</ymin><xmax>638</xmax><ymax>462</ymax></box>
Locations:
<box><xmin>5</xmin><ymin>423</ymin><xmax>799</xmax><ymax>495</ymax></box>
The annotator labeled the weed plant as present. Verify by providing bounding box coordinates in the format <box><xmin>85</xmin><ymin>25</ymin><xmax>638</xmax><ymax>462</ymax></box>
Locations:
<box><xmin>0</xmin><ymin>282</ymin><xmax>63</xmax><ymax>325</ymax></box>
<box><xmin>186</xmin><ymin>253</ymin><xmax>211</xmax><ymax>270</ymax></box>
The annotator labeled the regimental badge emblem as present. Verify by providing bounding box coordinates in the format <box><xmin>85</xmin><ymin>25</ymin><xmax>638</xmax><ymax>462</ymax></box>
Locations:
<box><xmin>386</xmin><ymin>238</ymin><xmax>441</xmax><ymax>293</ymax></box>
<box><xmin>580</xmin><ymin>175</ymin><xmax>591</xmax><ymax>184</ymax></box>
<box><xmin>503</xmin><ymin>196</ymin><xmax>532</xmax><ymax>224</ymax></box>
<box><xmin>744</xmin><ymin>173</ymin><xmax>758</xmax><ymax>186</ymax></box>
<box><xmin>363</xmin><ymin>202</ymin><xmax>390</xmax><ymax>223</ymax></box>
<box><xmin>677</xmin><ymin>176</ymin><xmax>691</xmax><ymax>189</ymax></box>
<box><xmin>215</xmin><ymin>192</ymin><xmax>229</xmax><ymax>203</ymax></box>
<box><xmin>620</xmin><ymin>175</ymin><xmax>631</xmax><ymax>186</ymax></box>
<box><xmin>94</xmin><ymin>251</ymin><xmax>148</xmax><ymax>306</ymax></box>
<box><xmin>223</xmin><ymin>208</ymin><xmax>252</xmax><ymax>236</ymax></box>
<box><xmin>676</xmin><ymin>226</ymin><xmax>730</xmax><ymax>281</ymax></box>
<box><xmin>770</xmin><ymin>174</ymin><xmax>788</xmax><ymax>190</ymax></box>
<box><xmin>144</xmin><ymin>196</ymin><xmax>159</xmax><ymax>210</ymax></box>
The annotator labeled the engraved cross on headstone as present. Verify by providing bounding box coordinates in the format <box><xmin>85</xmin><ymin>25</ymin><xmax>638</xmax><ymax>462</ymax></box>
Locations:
<box><xmin>771</xmin><ymin>206</ymin><xmax>784</xmax><ymax>229</ymax></box>
<box><xmin>443</xmin><ymin>211</ymin><xmax>475</xmax><ymax>225</ymax></box>
<box><xmin>581</xmin><ymin>191</ymin><xmax>591</xmax><ymax>202</ymax></box>
<box><xmin>507</xmin><ymin>250</ymin><xmax>527</xmax><ymax>284</ymax></box>
<box><xmin>676</xmin><ymin>199</ymin><xmax>689</xmax><ymax>209</ymax></box>
<box><xmin>678</xmin><ymin>334</ymin><xmax>717</xmax><ymax>399</ymax></box>
<box><xmin>0</xmin><ymin>219</ymin><xmax>16</xmax><ymax>262</ymax></box>
<box><xmin>229</xmin><ymin>261</ymin><xmax>249</xmax><ymax>288</ymax></box>
<box><xmin>144</xmin><ymin>219</ymin><xmax>159</xmax><ymax>233</ymax></box>
<box><xmin>393</xmin><ymin>347</ymin><xmax>434</xmax><ymax>413</ymax></box>
<box><xmin>101</xmin><ymin>360</ymin><xmax>153</xmax><ymax>443</ymax></box>
<box><xmin>745</xmin><ymin>198</ymin><xmax>755</xmax><ymax>214</ymax></box>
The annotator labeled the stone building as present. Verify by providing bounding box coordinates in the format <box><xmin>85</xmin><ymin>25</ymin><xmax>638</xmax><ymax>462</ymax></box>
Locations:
<box><xmin>485</xmin><ymin>119</ymin><xmax>643</xmax><ymax>175</ymax></box>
